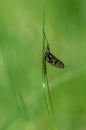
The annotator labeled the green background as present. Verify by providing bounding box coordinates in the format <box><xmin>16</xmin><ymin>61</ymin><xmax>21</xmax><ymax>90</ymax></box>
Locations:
<box><xmin>0</xmin><ymin>0</ymin><xmax>86</xmax><ymax>130</ymax></box>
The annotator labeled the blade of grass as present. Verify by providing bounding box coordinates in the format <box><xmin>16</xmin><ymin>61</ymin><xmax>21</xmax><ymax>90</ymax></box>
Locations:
<box><xmin>1</xmin><ymin>63</ymin><xmax>86</xmax><ymax>130</ymax></box>
<box><xmin>42</xmin><ymin>1</ymin><xmax>56</xmax><ymax>130</ymax></box>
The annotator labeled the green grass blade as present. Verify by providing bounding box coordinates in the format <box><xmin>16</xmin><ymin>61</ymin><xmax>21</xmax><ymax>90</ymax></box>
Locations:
<box><xmin>42</xmin><ymin>1</ymin><xmax>56</xmax><ymax>129</ymax></box>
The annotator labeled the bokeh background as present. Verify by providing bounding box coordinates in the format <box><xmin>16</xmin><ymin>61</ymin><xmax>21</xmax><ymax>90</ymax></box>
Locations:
<box><xmin>0</xmin><ymin>0</ymin><xmax>86</xmax><ymax>130</ymax></box>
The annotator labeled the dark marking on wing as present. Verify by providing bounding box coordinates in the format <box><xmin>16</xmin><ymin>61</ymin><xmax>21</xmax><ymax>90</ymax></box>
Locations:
<box><xmin>46</xmin><ymin>52</ymin><xmax>64</xmax><ymax>68</ymax></box>
<box><xmin>55</xmin><ymin>60</ymin><xmax>57</xmax><ymax>65</ymax></box>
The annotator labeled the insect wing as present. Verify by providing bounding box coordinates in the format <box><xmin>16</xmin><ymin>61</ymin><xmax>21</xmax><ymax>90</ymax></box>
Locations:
<box><xmin>46</xmin><ymin>53</ymin><xmax>64</xmax><ymax>68</ymax></box>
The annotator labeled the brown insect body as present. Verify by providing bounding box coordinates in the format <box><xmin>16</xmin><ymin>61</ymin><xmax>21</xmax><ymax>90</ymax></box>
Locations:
<box><xmin>43</xmin><ymin>31</ymin><xmax>64</xmax><ymax>73</ymax></box>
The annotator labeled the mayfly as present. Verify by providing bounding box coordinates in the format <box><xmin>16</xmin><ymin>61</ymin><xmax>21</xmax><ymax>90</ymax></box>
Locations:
<box><xmin>43</xmin><ymin>31</ymin><xmax>64</xmax><ymax>74</ymax></box>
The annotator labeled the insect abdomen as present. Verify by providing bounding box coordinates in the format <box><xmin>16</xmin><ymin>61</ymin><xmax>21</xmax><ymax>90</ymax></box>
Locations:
<box><xmin>43</xmin><ymin>56</ymin><xmax>47</xmax><ymax>74</ymax></box>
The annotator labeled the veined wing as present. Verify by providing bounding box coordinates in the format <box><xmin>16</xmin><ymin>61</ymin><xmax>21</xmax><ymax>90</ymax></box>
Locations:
<box><xmin>46</xmin><ymin>52</ymin><xmax>64</xmax><ymax>68</ymax></box>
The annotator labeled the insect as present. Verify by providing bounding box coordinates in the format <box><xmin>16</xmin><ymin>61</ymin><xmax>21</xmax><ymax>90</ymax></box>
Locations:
<box><xmin>43</xmin><ymin>31</ymin><xmax>64</xmax><ymax>73</ymax></box>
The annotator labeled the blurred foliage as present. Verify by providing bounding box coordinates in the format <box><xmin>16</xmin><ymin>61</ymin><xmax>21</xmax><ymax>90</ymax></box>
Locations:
<box><xmin>0</xmin><ymin>0</ymin><xmax>86</xmax><ymax>130</ymax></box>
